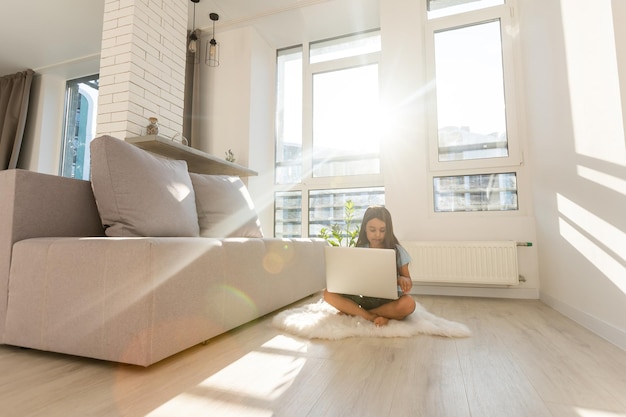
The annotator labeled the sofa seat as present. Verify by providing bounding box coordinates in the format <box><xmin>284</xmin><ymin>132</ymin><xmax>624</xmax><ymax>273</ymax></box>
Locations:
<box><xmin>4</xmin><ymin>236</ymin><xmax>326</xmax><ymax>366</ymax></box>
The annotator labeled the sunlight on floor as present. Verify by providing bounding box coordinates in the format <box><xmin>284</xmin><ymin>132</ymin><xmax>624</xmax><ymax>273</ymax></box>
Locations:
<box><xmin>146</xmin><ymin>393</ymin><xmax>273</xmax><ymax>417</ymax></box>
<box><xmin>576</xmin><ymin>407</ymin><xmax>626</xmax><ymax>417</ymax></box>
<box><xmin>146</xmin><ymin>335</ymin><xmax>309</xmax><ymax>417</ymax></box>
<box><xmin>261</xmin><ymin>334</ymin><xmax>310</xmax><ymax>353</ymax></box>
<box><xmin>195</xmin><ymin>351</ymin><xmax>306</xmax><ymax>400</ymax></box>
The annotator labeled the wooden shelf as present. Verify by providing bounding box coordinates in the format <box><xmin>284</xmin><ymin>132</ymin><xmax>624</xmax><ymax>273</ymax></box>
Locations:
<box><xmin>126</xmin><ymin>135</ymin><xmax>257</xmax><ymax>177</ymax></box>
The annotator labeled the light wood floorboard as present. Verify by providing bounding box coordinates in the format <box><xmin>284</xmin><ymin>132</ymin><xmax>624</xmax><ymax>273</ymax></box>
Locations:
<box><xmin>1</xmin><ymin>294</ymin><xmax>625</xmax><ymax>417</ymax></box>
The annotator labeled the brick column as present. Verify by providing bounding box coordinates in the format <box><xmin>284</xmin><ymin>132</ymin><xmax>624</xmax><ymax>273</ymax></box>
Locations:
<box><xmin>96</xmin><ymin>0</ymin><xmax>188</xmax><ymax>139</ymax></box>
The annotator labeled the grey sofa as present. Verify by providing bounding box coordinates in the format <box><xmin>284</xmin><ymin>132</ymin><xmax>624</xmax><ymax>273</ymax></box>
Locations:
<box><xmin>0</xmin><ymin>167</ymin><xmax>326</xmax><ymax>366</ymax></box>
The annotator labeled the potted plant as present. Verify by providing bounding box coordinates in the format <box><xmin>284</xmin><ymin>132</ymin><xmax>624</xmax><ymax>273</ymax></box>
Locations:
<box><xmin>319</xmin><ymin>200</ymin><xmax>360</xmax><ymax>247</ymax></box>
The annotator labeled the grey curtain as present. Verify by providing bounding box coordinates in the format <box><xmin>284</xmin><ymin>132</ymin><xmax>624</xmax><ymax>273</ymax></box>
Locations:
<box><xmin>0</xmin><ymin>69</ymin><xmax>34</xmax><ymax>170</ymax></box>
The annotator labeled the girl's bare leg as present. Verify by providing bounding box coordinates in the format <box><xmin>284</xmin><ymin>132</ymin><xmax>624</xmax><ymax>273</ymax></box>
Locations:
<box><xmin>323</xmin><ymin>290</ymin><xmax>416</xmax><ymax>327</ymax></box>
<box><xmin>323</xmin><ymin>289</ymin><xmax>379</xmax><ymax>322</ymax></box>
<box><xmin>370</xmin><ymin>294</ymin><xmax>416</xmax><ymax>321</ymax></box>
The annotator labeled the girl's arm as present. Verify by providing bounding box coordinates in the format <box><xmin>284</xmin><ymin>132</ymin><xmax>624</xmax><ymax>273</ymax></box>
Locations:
<box><xmin>397</xmin><ymin>263</ymin><xmax>412</xmax><ymax>294</ymax></box>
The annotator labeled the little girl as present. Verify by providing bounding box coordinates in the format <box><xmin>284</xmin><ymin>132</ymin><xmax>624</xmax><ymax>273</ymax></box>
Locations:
<box><xmin>323</xmin><ymin>206</ymin><xmax>416</xmax><ymax>326</ymax></box>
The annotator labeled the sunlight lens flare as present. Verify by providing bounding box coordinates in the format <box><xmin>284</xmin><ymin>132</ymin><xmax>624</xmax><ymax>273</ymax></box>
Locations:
<box><xmin>221</xmin><ymin>285</ymin><xmax>257</xmax><ymax>314</ymax></box>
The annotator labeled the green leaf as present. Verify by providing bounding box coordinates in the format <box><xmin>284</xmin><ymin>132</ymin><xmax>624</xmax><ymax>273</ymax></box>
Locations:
<box><xmin>317</xmin><ymin>199</ymin><xmax>361</xmax><ymax>247</ymax></box>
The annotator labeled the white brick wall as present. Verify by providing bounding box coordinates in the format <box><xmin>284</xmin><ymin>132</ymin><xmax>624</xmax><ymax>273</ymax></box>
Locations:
<box><xmin>96</xmin><ymin>0</ymin><xmax>187</xmax><ymax>140</ymax></box>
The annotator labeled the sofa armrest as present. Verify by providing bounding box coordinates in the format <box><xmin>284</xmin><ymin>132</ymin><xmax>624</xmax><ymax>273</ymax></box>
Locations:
<box><xmin>1</xmin><ymin>169</ymin><xmax>104</xmax><ymax>338</ymax></box>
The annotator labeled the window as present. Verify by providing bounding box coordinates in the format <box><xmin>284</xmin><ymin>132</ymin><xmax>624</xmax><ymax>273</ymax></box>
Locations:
<box><xmin>276</xmin><ymin>47</ymin><xmax>303</xmax><ymax>185</ymax></box>
<box><xmin>274</xmin><ymin>31</ymin><xmax>384</xmax><ymax>238</ymax></box>
<box><xmin>308</xmin><ymin>187</ymin><xmax>385</xmax><ymax>237</ymax></box>
<box><xmin>60</xmin><ymin>75</ymin><xmax>99</xmax><ymax>180</ymax></box>
<box><xmin>433</xmin><ymin>172</ymin><xmax>517</xmax><ymax>212</ymax></box>
<box><xmin>312</xmin><ymin>64</ymin><xmax>380</xmax><ymax>177</ymax></box>
<box><xmin>427</xmin><ymin>1</ymin><xmax>520</xmax><ymax>212</ymax></box>
<box><xmin>275</xmin><ymin>191</ymin><xmax>302</xmax><ymax>238</ymax></box>
<box><xmin>433</xmin><ymin>20</ymin><xmax>507</xmax><ymax>162</ymax></box>
<box><xmin>310</xmin><ymin>31</ymin><xmax>382</xmax><ymax>64</ymax></box>
<box><xmin>274</xmin><ymin>187</ymin><xmax>385</xmax><ymax>239</ymax></box>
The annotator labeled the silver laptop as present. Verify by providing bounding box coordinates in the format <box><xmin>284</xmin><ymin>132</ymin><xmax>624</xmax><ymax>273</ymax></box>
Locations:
<box><xmin>324</xmin><ymin>246</ymin><xmax>399</xmax><ymax>299</ymax></box>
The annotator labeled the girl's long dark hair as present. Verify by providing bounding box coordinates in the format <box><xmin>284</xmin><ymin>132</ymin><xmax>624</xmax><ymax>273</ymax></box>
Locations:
<box><xmin>356</xmin><ymin>206</ymin><xmax>400</xmax><ymax>250</ymax></box>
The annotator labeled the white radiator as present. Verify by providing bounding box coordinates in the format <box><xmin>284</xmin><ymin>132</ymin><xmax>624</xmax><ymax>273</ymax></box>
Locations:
<box><xmin>403</xmin><ymin>241</ymin><xmax>519</xmax><ymax>286</ymax></box>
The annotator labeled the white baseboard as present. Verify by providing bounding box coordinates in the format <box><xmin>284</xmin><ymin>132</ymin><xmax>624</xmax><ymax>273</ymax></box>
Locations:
<box><xmin>410</xmin><ymin>284</ymin><xmax>539</xmax><ymax>299</ymax></box>
<box><xmin>540</xmin><ymin>292</ymin><xmax>626</xmax><ymax>351</ymax></box>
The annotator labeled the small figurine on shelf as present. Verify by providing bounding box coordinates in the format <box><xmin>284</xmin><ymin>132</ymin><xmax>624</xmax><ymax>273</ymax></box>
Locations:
<box><xmin>225</xmin><ymin>149</ymin><xmax>236</xmax><ymax>163</ymax></box>
<box><xmin>146</xmin><ymin>117</ymin><xmax>159</xmax><ymax>135</ymax></box>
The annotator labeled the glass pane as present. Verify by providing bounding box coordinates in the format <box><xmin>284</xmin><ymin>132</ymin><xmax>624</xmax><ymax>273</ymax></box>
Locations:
<box><xmin>312</xmin><ymin>64</ymin><xmax>380</xmax><ymax>177</ymax></box>
<box><xmin>434</xmin><ymin>20</ymin><xmax>508</xmax><ymax>162</ymax></box>
<box><xmin>310</xmin><ymin>31</ymin><xmax>381</xmax><ymax>64</ymax></box>
<box><xmin>433</xmin><ymin>172</ymin><xmax>517</xmax><ymax>212</ymax></box>
<box><xmin>275</xmin><ymin>47</ymin><xmax>303</xmax><ymax>184</ymax></box>
<box><xmin>427</xmin><ymin>0</ymin><xmax>504</xmax><ymax>19</ymax></box>
<box><xmin>309</xmin><ymin>187</ymin><xmax>385</xmax><ymax>240</ymax></box>
<box><xmin>60</xmin><ymin>75</ymin><xmax>99</xmax><ymax>180</ymax></box>
<box><xmin>275</xmin><ymin>191</ymin><xmax>302</xmax><ymax>237</ymax></box>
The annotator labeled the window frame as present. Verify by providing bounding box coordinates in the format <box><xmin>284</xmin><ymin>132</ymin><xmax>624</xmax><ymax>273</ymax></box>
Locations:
<box><xmin>425</xmin><ymin>3</ymin><xmax>522</xmax><ymax>173</ymax></box>
<box><xmin>426</xmin><ymin>166</ymin><xmax>528</xmax><ymax>218</ymax></box>
<box><xmin>304</xmin><ymin>48</ymin><xmax>383</xmax><ymax>188</ymax></box>
<box><xmin>431</xmin><ymin>169</ymin><xmax>519</xmax><ymax>213</ymax></box>
<box><xmin>274</xmin><ymin>31</ymin><xmax>384</xmax><ymax>238</ymax></box>
<box><xmin>59</xmin><ymin>74</ymin><xmax>99</xmax><ymax>180</ymax></box>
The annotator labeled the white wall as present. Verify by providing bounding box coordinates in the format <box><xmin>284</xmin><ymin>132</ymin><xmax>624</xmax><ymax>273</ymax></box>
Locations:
<box><xmin>19</xmin><ymin>74</ymin><xmax>66</xmax><ymax>175</ymax></box>
<box><xmin>519</xmin><ymin>0</ymin><xmax>626</xmax><ymax>349</ymax></box>
<box><xmin>194</xmin><ymin>26</ymin><xmax>277</xmax><ymax>233</ymax></box>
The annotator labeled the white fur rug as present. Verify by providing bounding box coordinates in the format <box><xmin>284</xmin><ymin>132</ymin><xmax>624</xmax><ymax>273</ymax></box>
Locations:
<box><xmin>271</xmin><ymin>299</ymin><xmax>471</xmax><ymax>340</ymax></box>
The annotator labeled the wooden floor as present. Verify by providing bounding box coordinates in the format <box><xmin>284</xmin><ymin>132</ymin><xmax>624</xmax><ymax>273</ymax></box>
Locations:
<box><xmin>1</xmin><ymin>294</ymin><xmax>625</xmax><ymax>417</ymax></box>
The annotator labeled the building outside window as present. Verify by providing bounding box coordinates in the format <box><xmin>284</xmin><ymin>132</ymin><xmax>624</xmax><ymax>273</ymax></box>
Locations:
<box><xmin>60</xmin><ymin>75</ymin><xmax>99</xmax><ymax>180</ymax></box>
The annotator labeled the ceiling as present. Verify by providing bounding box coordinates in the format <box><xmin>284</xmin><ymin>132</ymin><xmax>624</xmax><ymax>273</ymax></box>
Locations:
<box><xmin>0</xmin><ymin>0</ymin><xmax>378</xmax><ymax>77</ymax></box>
<box><xmin>0</xmin><ymin>0</ymin><xmax>105</xmax><ymax>77</ymax></box>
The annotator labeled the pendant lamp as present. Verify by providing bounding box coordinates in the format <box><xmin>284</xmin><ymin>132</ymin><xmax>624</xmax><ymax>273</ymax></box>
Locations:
<box><xmin>188</xmin><ymin>0</ymin><xmax>200</xmax><ymax>63</ymax></box>
<box><xmin>206</xmin><ymin>13</ymin><xmax>219</xmax><ymax>67</ymax></box>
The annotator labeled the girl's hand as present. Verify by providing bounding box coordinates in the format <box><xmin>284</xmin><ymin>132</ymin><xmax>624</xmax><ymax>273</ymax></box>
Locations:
<box><xmin>398</xmin><ymin>275</ymin><xmax>412</xmax><ymax>294</ymax></box>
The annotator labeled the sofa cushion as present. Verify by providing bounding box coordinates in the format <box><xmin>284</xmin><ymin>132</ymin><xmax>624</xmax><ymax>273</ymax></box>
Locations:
<box><xmin>190</xmin><ymin>173</ymin><xmax>263</xmax><ymax>238</ymax></box>
<box><xmin>90</xmin><ymin>135</ymin><xmax>200</xmax><ymax>237</ymax></box>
